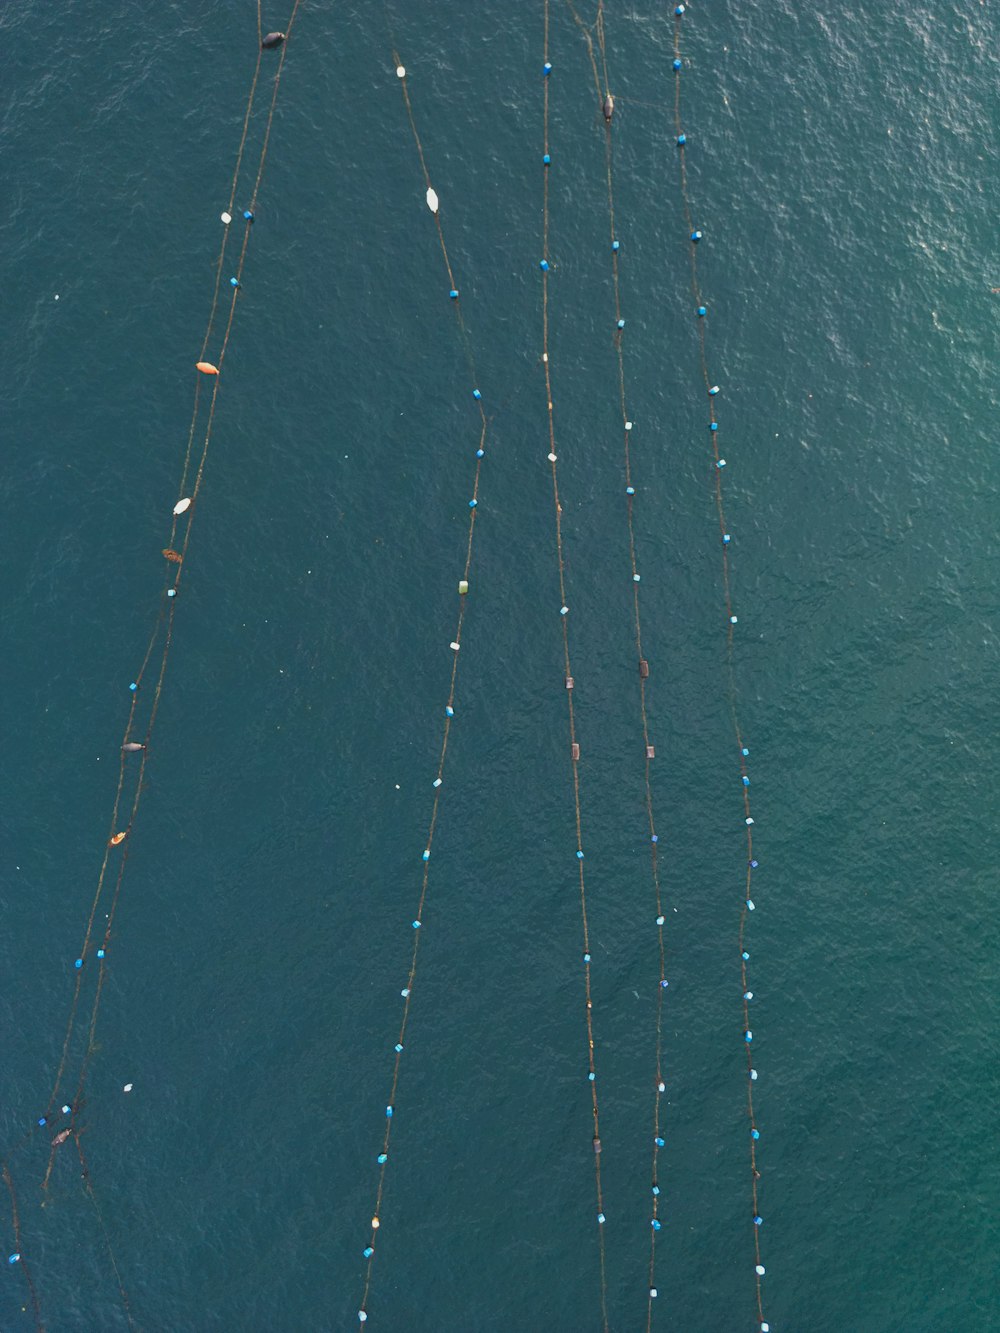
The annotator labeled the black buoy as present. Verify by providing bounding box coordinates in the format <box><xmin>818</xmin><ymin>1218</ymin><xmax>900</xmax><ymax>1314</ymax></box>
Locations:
<box><xmin>261</xmin><ymin>31</ymin><xmax>285</xmax><ymax>50</ymax></box>
<box><xmin>602</xmin><ymin>93</ymin><xmax>615</xmax><ymax>123</ymax></box>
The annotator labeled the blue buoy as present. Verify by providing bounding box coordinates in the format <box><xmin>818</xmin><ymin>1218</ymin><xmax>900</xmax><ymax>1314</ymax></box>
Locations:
<box><xmin>588</xmin><ymin>1071</ymin><xmax>595</xmax><ymax>1082</ymax></box>
<box><xmin>129</xmin><ymin>682</ymin><xmax>137</xmax><ymax>692</ymax></box>
<box><xmin>673</xmin><ymin>58</ymin><xmax>682</xmax><ymax>71</ymax></box>
<box><xmin>612</xmin><ymin>240</ymin><xmax>620</xmax><ymax>251</ymax></box>
<box><xmin>543</xmin><ymin>153</ymin><xmax>551</xmax><ymax>165</ymax></box>
<box><xmin>469</xmin><ymin>499</ymin><xmax>477</xmax><ymax>508</ymax></box>
<box><xmin>717</xmin><ymin>459</ymin><xmax>727</xmax><ymax>469</ymax></box>
<box><xmin>697</xmin><ymin>306</ymin><xmax>707</xmax><ymax>316</ymax></box>
<box><xmin>576</xmin><ymin>850</ymin><xmax>584</xmax><ymax>860</ymax></box>
<box><xmin>543</xmin><ymin>62</ymin><xmax>553</xmax><ymax>75</ymax></box>
<box><xmin>597</xmin><ymin>1212</ymin><xmax>606</xmax><ymax>1224</ymax></box>
<box><xmin>709</xmin><ymin>385</ymin><xmax>720</xmax><ymax>396</ymax></box>
<box><xmin>626</xmin><ymin>486</ymin><xmax>635</xmax><ymax>495</ymax></box>
<box><xmin>651</xmin><ymin>1218</ymin><xmax>662</xmax><ymax>1230</ymax></box>
<box><xmin>74</xmin><ymin>958</ymin><xmax>83</xmax><ymax>970</ymax></box>
<box><xmin>675</xmin><ymin>4</ymin><xmax>685</xmax><ymax>13</ymax></box>
<box><xmin>617</xmin><ymin>319</ymin><xmax>625</xmax><ymax>329</ymax></box>
<box><xmin>743</xmin><ymin>776</ymin><xmax>750</xmax><ymax>786</ymax></box>
<box><xmin>8</xmin><ymin>1254</ymin><xmax>20</xmax><ymax>1265</ymax></box>
<box><xmin>476</xmin><ymin>449</ymin><xmax>484</xmax><ymax>459</ymax></box>
<box><xmin>750</xmin><ymin>1068</ymin><xmax>758</xmax><ymax>1080</ymax></box>
<box><xmin>449</xmin><ymin>289</ymin><xmax>459</xmax><ymax>299</ymax></box>
<box><xmin>656</xmin><ymin>915</ymin><xmax>665</xmax><ymax>926</ymax></box>
<box><xmin>691</xmin><ymin>230</ymin><xmax>702</xmax><ymax>242</ymax></box>
<box><xmin>385</xmin><ymin>1105</ymin><xmax>394</xmax><ymax>1118</ymax></box>
<box><xmin>473</xmin><ymin>389</ymin><xmax>482</xmax><ymax>400</ymax></box>
<box><xmin>230</xmin><ymin>277</ymin><xmax>240</xmax><ymax>288</ymax></box>
<box><xmin>750</xmin><ymin>859</ymin><xmax>758</xmax><ymax>868</ymax></box>
<box><xmin>422</xmin><ymin>850</ymin><xmax>430</xmax><ymax>862</ymax></box>
<box><xmin>652</xmin><ymin>1185</ymin><xmax>660</xmax><ymax>1196</ymax></box>
<box><xmin>655</xmin><ymin>1136</ymin><xmax>665</xmax><ymax>1147</ymax></box>
<box><xmin>723</xmin><ymin>534</ymin><xmax>732</xmax><ymax>544</ymax></box>
<box><xmin>167</xmin><ymin>588</ymin><xmax>176</xmax><ymax>598</ymax></box>
<box><xmin>583</xmin><ymin>952</ymin><xmax>591</xmax><ymax>963</ymax></box>
<box><xmin>37</xmin><ymin>1117</ymin><xmax>47</xmax><ymax>1128</ymax></box>
<box><xmin>754</xmin><ymin>1215</ymin><xmax>763</xmax><ymax>1226</ymax></box>
<box><xmin>243</xmin><ymin>210</ymin><xmax>254</xmax><ymax>222</ymax></box>
<box><xmin>751</xmin><ymin>1128</ymin><xmax>760</xmax><ymax>1140</ymax></box>
<box><xmin>651</xmin><ymin>833</ymin><xmax>658</xmax><ymax>843</ymax></box>
<box><xmin>394</xmin><ymin>1042</ymin><xmax>403</xmax><ymax>1052</ymax></box>
<box><xmin>412</xmin><ymin>920</ymin><xmax>421</xmax><ymax>929</ymax></box>
<box><xmin>660</xmin><ymin>979</ymin><xmax>669</xmax><ymax>989</ymax></box>
<box><xmin>400</xmin><ymin>987</ymin><xmax>410</xmax><ymax>997</ymax></box>
<box><xmin>96</xmin><ymin>948</ymin><xmax>105</xmax><ymax>959</ymax></box>
<box><xmin>744</xmin><ymin>991</ymin><xmax>754</xmax><ymax>1001</ymax></box>
<box><xmin>677</xmin><ymin>134</ymin><xmax>686</xmax><ymax>146</ymax></box>
<box><xmin>363</xmin><ymin>1246</ymin><xmax>374</xmax><ymax>1259</ymax></box>
<box><xmin>445</xmin><ymin>705</ymin><xmax>454</xmax><ymax>717</ymax></box>
<box><xmin>61</xmin><ymin>1105</ymin><xmax>71</xmax><ymax>1115</ymax></box>
<box><xmin>539</xmin><ymin>260</ymin><xmax>549</xmax><ymax>271</ymax></box>
<box><xmin>742</xmin><ymin>950</ymin><xmax>750</xmax><ymax>961</ymax></box>
<box><xmin>377</xmin><ymin>1153</ymin><xmax>388</xmax><ymax>1164</ymax></box>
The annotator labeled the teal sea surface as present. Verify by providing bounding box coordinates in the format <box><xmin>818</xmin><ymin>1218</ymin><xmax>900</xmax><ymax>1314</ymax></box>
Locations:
<box><xmin>2</xmin><ymin>1</ymin><xmax>998</xmax><ymax>1329</ymax></box>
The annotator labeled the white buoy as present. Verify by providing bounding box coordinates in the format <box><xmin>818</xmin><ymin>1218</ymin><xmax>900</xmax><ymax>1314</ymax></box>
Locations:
<box><xmin>395</xmin><ymin>65</ymin><xmax>405</xmax><ymax>78</ymax></box>
<box><xmin>426</xmin><ymin>187</ymin><xmax>439</xmax><ymax>214</ymax></box>
<box><xmin>221</xmin><ymin>211</ymin><xmax>232</xmax><ymax>225</ymax></box>
<box><xmin>123</xmin><ymin>1083</ymin><xmax>133</xmax><ymax>1093</ymax></box>
<box><xmin>173</xmin><ymin>497</ymin><xmax>192</xmax><ymax>516</ymax></box>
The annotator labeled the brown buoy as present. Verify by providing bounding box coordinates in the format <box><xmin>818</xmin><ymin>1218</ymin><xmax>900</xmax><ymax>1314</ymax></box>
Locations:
<box><xmin>261</xmin><ymin>31</ymin><xmax>285</xmax><ymax>50</ymax></box>
<box><xmin>602</xmin><ymin>93</ymin><xmax>615</xmax><ymax>123</ymax></box>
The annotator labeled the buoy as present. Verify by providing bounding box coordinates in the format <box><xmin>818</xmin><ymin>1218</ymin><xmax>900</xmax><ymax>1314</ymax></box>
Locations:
<box><xmin>162</xmin><ymin>548</ymin><xmax>183</xmax><ymax>564</ymax></box>
<box><xmin>261</xmin><ymin>31</ymin><xmax>285</xmax><ymax>50</ymax></box>
<box><xmin>173</xmin><ymin>497</ymin><xmax>192</xmax><ymax>516</ymax></box>
<box><xmin>426</xmin><ymin>187</ymin><xmax>439</xmax><ymax>214</ymax></box>
<box><xmin>602</xmin><ymin>93</ymin><xmax>615</xmax><ymax>122</ymax></box>
<box><xmin>458</xmin><ymin>580</ymin><xmax>469</xmax><ymax>595</ymax></box>
<box><xmin>395</xmin><ymin>65</ymin><xmax>405</xmax><ymax>78</ymax></box>
<box><xmin>221</xmin><ymin>211</ymin><xmax>232</xmax><ymax>226</ymax></box>
<box><xmin>195</xmin><ymin>361</ymin><xmax>218</xmax><ymax>375</ymax></box>
<box><xmin>123</xmin><ymin>1083</ymin><xmax>133</xmax><ymax>1093</ymax></box>
<box><xmin>109</xmin><ymin>832</ymin><xmax>126</xmax><ymax>846</ymax></box>
<box><xmin>122</xmin><ymin>742</ymin><xmax>145</xmax><ymax>753</ymax></box>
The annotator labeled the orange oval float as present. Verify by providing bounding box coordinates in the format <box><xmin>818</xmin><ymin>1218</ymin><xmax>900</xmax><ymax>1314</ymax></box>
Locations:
<box><xmin>162</xmin><ymin>548</ymin><xmax>183</xmax><ymax>564</ymax></box>
<box><xmin>195</xmin><ymin>361</ymin><xmax>219</xmax><ymax>375</ymax></box>
<box><xmin>109</xmin><ymin>832</ymin><xmax>126</xmax><ymax>846</ymax></box>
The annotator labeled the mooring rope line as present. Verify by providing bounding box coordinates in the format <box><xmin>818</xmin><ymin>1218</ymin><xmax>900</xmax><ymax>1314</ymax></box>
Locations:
<box><xmin>670</xmin><ymin>9</ymin><xmax>769</xmax><ymax>1329</ymax></box>
<box><xmin>540</xmin><ymin>3</ymin><xmax>609</xmax><ymax>1327</ymax></box>
<box><xmin>2</xmin><ymin>1164</ymin><xmax>42</xmax><ymax>1331</ymax></box>
<box><xmin>0</xmin><ymin>9</ymin><xmax>303</xmax><ymax>1324</ymax></box>
<box><xmin>355</xmin><ymin>36</ymin><xmax>493</xmax><ymax>1326</ymax></box>
<box><xmin>564</xmin><ymin>1</ymin><xmax>672</xmax><ymax>1322</ymax></box>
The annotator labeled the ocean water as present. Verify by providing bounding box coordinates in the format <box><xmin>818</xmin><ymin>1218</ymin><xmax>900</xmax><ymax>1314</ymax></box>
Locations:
<box><xmin>2</xmin><ymin>1</ymin><xmax>999</xmax><ymax>1329</ymax></box>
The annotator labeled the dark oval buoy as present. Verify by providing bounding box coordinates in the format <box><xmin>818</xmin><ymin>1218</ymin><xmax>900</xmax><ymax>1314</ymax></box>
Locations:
<box><xmin>261</xmin><ymin>31</ymin><xmax>285</xmax><ymax>50</ymax></box>
<box><xmin>602</xmin><ymin>93</ymin><xmax>615</xmax><ymax>123</ymax></box>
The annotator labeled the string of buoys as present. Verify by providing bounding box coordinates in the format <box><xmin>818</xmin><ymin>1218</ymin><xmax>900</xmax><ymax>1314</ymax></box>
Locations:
<box><xmin>564</xmin><ymin>1</ymin><xmax>672</xmax><ymax>1322</ymax></box>
<box><xmin>540</xmin><ymin>4</ymin><xmax>610</xmax><ymax>1328</ymax></box>
<box><xmin>669</xmin><ymin>9</ymin><xmax>770</xmax><ymax>1330</ymax></box>
<box><xmin>354</xmin><ymin>33</ymin><xmax>494</xmax><ymax>1326</ymax></box>
<box><xmin>1</xmin><ymin>7</ymin><xmax>303</xmax><ymax>1324</ymax></box>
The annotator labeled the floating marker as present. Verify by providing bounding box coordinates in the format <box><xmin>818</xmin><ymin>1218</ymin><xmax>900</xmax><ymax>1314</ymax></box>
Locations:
<box><xmin>167</xmin><ymin>588</ymin><xmax>177</xmax><ymax>598</ymax></box>
<box><xmin>755</xmin><ymin>1264</ymin><xmax>766</xmax><ymax>1276</ymax></box>
<box><xmin>396</xmin><ymin>65</ymin><xmax>405</xmax><ymax>78</ymax></box>
<box><xmin>539</xmin><ymin>259</ymin><xmax>549</xmax><ymax>271</ymax></box>
<box><xmin>747</xmin><ymin>898</ymin><xmax>755</xmax><ymax>910</ymax></box>
<box><xmin>422</xmin><ymin>849</ymin><xmax>431</xmax><ymax>861</ymax></box>
<box><xmin>473</xmin><ymin>388</ymin><xmax>482</xmax><ymax>399</ymax></box>
<box><xmin>400</xmin><ymin>988</ymin><xmax>410</xmax><ymax>997</ymax></box>
<box><xmin>230</xmin><ymin>277</ymin><xmax>240</xmax><ymax>289</ymax></box>
<box><xmin>123</xmin><ymin>1083</ymin><xmax>133</xmax><ymax>1093</ymax></box>
<box><xmin>377</xmin><ymin>1153</ymin><xmax>387</xmax><ymax>1164</ymax></box>
<box><xmin>243</xmin><ymin>210</ymin><xmax>254</xmax><ymax>222</ymax></box>
<box><xmin>261</xmin><ymin>31</ymin><xmax>285</xmax><ymax>50</ymax></box>
<box><xmin>458</xmin><ymin>580</ymin><xmax>469</xmax><ymax>595</ymax></box>
<box><xmin>109</xmin><ymin>832</ymin><xmax>126</xmax><ymax>846</ymax></box>
<box><xmin>449</xmin><ymin>641</ymin><xmax>460</xmax><ymax>651</ymax></box>
<box><xmin>173</xmin><ymin>497</ymin><xmax>192</xmax><ymax>516</ymax></box>
<box><xmin>709</xmin><ymin>385</ymin><xmax>720</xmax><ymax>396</ymax></box>
<box><xmin>751</xmin><ymin>1128</ymin><xmax>760</xmax><ymax>1141</ymax></box>
<box><xmin>673</xmin><ymin>58</ymin><xmax>682</xmax><ymax>70</ymax></box>
<box><xmin>743</xmin><ymin>776</ymin><xmax>750</xmax><ymax>786</ymax></box>
<box><xmin>543</xmin><ymin>153</ymin><xmax>551</xmax><ymax>165</ymax></box>
<box><xmin>449</xmin><ymin>289</ymin><xmax>459</xmax><ymax>299</ymax></box>
<box><xmin>691</xmin><ymin>230</ymin><xmax>702</xmax><ymax>242</ymax></box>
<box><xmin>602</xmin><ymin>94</ymin><xmax>615</xmax><ymax>122</ymax></box>
<box><xmin>612</xmin><ymin>240</ymin><xmax>620</xmax><ymax>252</ymax></box>
<box><xmin>385</xmin><ymin>1105</ymin><xmax>393</xmax><ymax>1118</ymax></box>
<box><xmin>597</xmin><ymin>1212</ymin><xmax>605</xmax><ymax>1224</ymax></box>
<box><xmin>745</xmin><ymin>1030</ymin><xmax>753</xmax><ymax>1043</ymax></box>
<box><xmin>129</xmin><ymin>682</ymin><xmax>137</xmax><ymax>692</ymax></box>
<box><xmin>426</xmin><ymin>187</ymin><xmax>439</xmax><ymax>214</ymax></box>
<box><xmin>7</xmin><ymin>1254</ymin><xmax>19</xmax><ymax>1264</ymax></box>
<box><xmin>195</xmin><ymin>361</ymin><xmax>218</xmax><ymax>376</ymax></box>
<box><xmin>675</xmin><ymin>4</ymin><xmax>685</xmax><ymax>12</ymax></box>
<box><xmin>697</xmin><ymin>305</ymin><xmax>707</xmax><ymax>316</ymax></box>
<box><xmin>363</xmin><ymin>1246</ymin><xmax>374</xmax><ymax>1259</ymax></box>
<box><xmin>74</xmin><ymin>958</ymin><xmax>83</xmax><ymax>970</ymax></box>
<box><xmin>723</xmin><ymin>533</ymin><xmax>732</xmax><ymax>544</ymax></box>
<box><xmin>445</xmin><ymin>705</ymin><xmax>454</xmax><ymax>717</ymax></box>
<box><xmin>745</xmin><ymin>815</ymin><xmax>754</xmax><ymax>824</ymax></box>
<box><xmin>220</xmin><ymin>211</ymin><xmax>232</xmax><ymax>225</ymax></box>
<box><xmin>543</xmin><ymin>61</ymin><xmax>553</xmax><ymax>75</ymax></box>
<box><xmin>677</xmin><ymin>134</ymin><xmax>687</xmax><ymax>146</ymax></box>
<box><xmin>656</xmin><ymin>915</ymin><xmax>665</xmax><ymax>926</ymax></box>
<box><xmin>651</xmin><ymin>1218</ymin><xmax>662</xmax><ymax>1231</ymax></box>
<box><xmin>468</xmin><ymin>499</ymin><xmax>477</xmax><ymax>508</ymax></box>
<box><xmin>61</xmin><ymin>1105</ymin><xmax>71</xmax><ymax>1115</ymax></box>
<box><xmin>432</xmin><ymin>777</ymin><xmax>442</xmax><ymax>788</ymax></box>
<box><xmin>122</xmin><ymin>741</ymin><xmax>144</xmax><ymax>753</ymax></box>
<box><xmin>96</xmin><ymin>949</ymin><xmax>105</xmax><ymax>959</ymax></box>
<box><xmin>754</xmin><ymin>1215</ymin><xmax>763</xmax><ymax>1226</ymax></box>
<box><xmin>617</xmin><ymin>318</ymin><xmax>625</xmax><ymax>329</ymax></box>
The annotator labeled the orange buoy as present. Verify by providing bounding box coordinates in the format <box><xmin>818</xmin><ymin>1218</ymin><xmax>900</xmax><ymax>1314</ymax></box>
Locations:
<box><xmin>109</xmin><ymin>832</ymin><xmax>126</xmax><ymax>846</ymax></box>
<box><xmin>162</xmin><ymin>548</ymin><xmax>183</xmax><ymax>564</ymax></box>
<box><xmin>195</xmin><ymin>361</ymin><xmax>219</xmax><ymax>375</ymax></box>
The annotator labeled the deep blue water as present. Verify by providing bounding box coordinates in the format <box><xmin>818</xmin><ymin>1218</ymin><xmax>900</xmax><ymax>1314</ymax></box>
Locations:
<box><xmin>2</xmin><ymin>1</ymin><xmax>999</xmax><ymax>1329</ymax></box>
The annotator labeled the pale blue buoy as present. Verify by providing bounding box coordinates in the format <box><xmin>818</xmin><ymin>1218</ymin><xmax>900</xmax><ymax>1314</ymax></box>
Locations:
<box><xmin>539</xmin><ymin>260</ymin><xmax>550</xmax><ymax>271</ymax></box>
<box><xmin>709</xmin><ymin>385</ymin><xmax>720</xmax><ymax>396</ymax></box>
<box><xmin>473</xmin><ymin>389</ymin><xmax>482</xmax><ymax>399</ymax></box>
<box><xmin>445</xmin><ymin>705</ymin><xmax>454</xmax><ymax>717</ymax></box>
<box><xmin>626</xmin><ymin>486</ymin><xmax>635</xmax><ymax>496</ymax></box>
<box><xmin>588</xmin><ymin>1071</ymin><xmax>595</xmax><ymax>1082</ymax></box>
<box><xmin>8</xmin><ymin>1254</ymin><xmax>20</xmax><ymax>1265</ymax></box>
<box><xmin>576</xmin><ymin>850</ymin><xmax>584</xmax><ymax>860</ymax></box>
<box><xmin>97</xmin><ymin>948</ymin><xmax>105</xmax><ymax>959</ymax></box>
<box><xmin>651</xmin><ymin>1218</ymin><xmax>662</xmax><ymax>1231</ymax></box>
<box><xmin>363</xmin><ymin>1246</ymin><xmax>374</xmax><ymax>1259</ymax></box>
<box><xmin>377</xmin><ymin>1153</ymin><xmax>388</xmax><ymax>1164</ymax></box>
<box><xmin>675</xmin><ymin>4</ymin><xmax>685</xmax><ymax>13</ymax></box>
<box><xmin>717</xmin><ymin>459</ymin><xmax>727</xmax><ymax>469</ymax></box>
<box><xmin>394</xmin><ymin>1042</ymin><xmax>403</xmax><ymax>1052</ymax></box>
<box><xmin>167</xmin><ymin>588</ymin><xmax>176</xmax><ymax>598</ymax></box>
<box><xmin>74</xmin><ymin>958</ymin><xmax>83</xmax><ymax>969</ymax></box>
<box><xmin>754</xmin><ymin>1215</ymin><xmax>763</xmax><ymax>1226</ymax></box>
<box><xmin>697</xmin><ymin>306</ymin><xmax>707</xmax><ymax>316</ymax></box>
<box><xmin>750</xmin><ymin>859</ymin><xmax>758</xmax><ymax>868</ymax></box>
<box><xmin>597</xmin><ymin>1212</ymin><xmax>606</xmax><ymax>1224</ymax></box>
<box><xmin>673</xmin><ymin>58</ymin><xmax>682</xmax><ymax>71</ymax></box>
<box><xmin>710</xmin><ymin>422</ymin><xmax>719</xmax><ymax>431</ymax></box>
<box><xmin>230</xmin><ymin>277</ymin><xmax>240</xmax><ymax>288</ymax></box>
<box><xmin>385</xmin><ymin>1105</ymin><xmax>394</xmax><ymax>1118</ymax></box>
<box><xmin>469</xmin><ymin>499</ymin><xmax>477</xmax><ymax>508</ymax></box>
<box><xmin>723</xmin><ymin>534</ymin><xmax>732</xmax><ymax>544</ymax></box>
<box><xmin>691</xmin><ymin>230</ymin><xmax>702</xmax><ymax>242</ymax></box>
<box><xmin>543</xmin><ymin>153</ymin><xmax>551</xmax><ymax>165</ymax></box>
<box><xmin>742</xmin><ymin>950</ymin><xmax>750</xmax><ymax>961</ymax></box>
<box><xmin>476</xmin><ymin>449</ymin><xmax>484</xmax><ymax>459</ymax></box>
<box><xmin>751</xmin><ymin>1128</ymin><xmax>760</xmax><ymax>1140</ymax></box>
<box><xmin>422</xmin><ymin>850</ymin><xmax>430</xmax><ymax>862</ymax></box>
<box><xmin>676</xmin><ymin>134</ymin><xmax>686</xmax><ymax>146</ymax></box>
<box><xmin>742</xmin><ymin>747</ymin><xmax>750</xmax><ymax>756</ymax></box>
<box><xmin>655</xmin><ymin>1136</ymin><xmax>665</xmax><ymax>1147</ymax></box>
<box><xmin>129</xmin><ymin>682</ymin><xmax>137</xmax><ymax>692</ymax></box>
<box><xmin>652</xmin><ymin>1185</ymin><xmax>660</xmax><ymax>1196</ymax></box>
<box><xmin>617</xmin><ymin>319</ymin><xmax>625</xmax><ymax>329</ymax></box>
<box><xmin>61</xmin><ymin>1105</ymin><xmax>71</xmax><ymax>1115</ymax></box>
<box><xmin>651</xmin><ymin>833</ymin><xmax>658</xmax><ymax>843</ymax></box>
<box><xmin>656</xmin><ymin>915</ymin><xmax>665</xmax><ymax>926</ymax></box>
<box><xmin>449</xmin><ymin>289</ymin><xmax>459</xmax><ymax>299</ymax></box>
<box><xmin>612</xmin><ymin>240</ymin><xmax>620</xmax><ymax>252</ymax></box>
<box><xmin>743</xmin><ymin>776</ymin><xmax>750</xmax><ymax>786</ymax></box>
<box><xmin>660</xmin><ymin>979</ymin><xmax>669</xmax><ymax>989</ymax></box>
<box><xmin>583</xmin><ymin>952</ymin><xmax>591</xmax><ymax>963</ymax></box>
<box><xmin>412</xmin><ymin>920</ymin><xmax>421</xmax><ymax>929</ymax></box>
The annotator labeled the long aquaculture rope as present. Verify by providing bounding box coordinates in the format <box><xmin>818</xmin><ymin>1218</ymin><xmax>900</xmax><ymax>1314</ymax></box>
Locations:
<box><xmin>564</xmin><ymin>1</ymin><xmax>671</xmax><ymax>1323</ymax></box>
<box><xmin>1</xmin><ymin>7</ymin><xmax>303</xmax><ymax>1325</ymax></box>
<box><xmin>355</xmin><ymin>40</ymin><xmax>493</xmax><ymax>1328</ymax></box>
<box><xmin>540</xmin><ymin>3</ymin><xmax>609</xmax><ymax>1327</ymax></box>
<box><xmin>670</xmin><ymin>8</ymin><xmax>769</xmax><ymax>1329</ymax></box>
